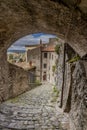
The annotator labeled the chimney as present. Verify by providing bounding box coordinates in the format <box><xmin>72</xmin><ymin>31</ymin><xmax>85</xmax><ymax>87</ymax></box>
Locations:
<box><xmin>40</xmin><ymin>39</ymin><xmax>42</xmax><ymax>45</ymax></box>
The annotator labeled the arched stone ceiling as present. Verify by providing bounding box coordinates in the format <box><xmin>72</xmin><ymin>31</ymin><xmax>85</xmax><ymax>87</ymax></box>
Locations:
<box><xmin>0</xmin><ymin>0</ymin><xmax>87</xmax><ymax>57</ymax></box>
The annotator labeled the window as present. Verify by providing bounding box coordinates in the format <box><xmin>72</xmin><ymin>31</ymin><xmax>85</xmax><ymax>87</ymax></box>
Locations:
<box><xmin>44</xmin><ymin>63</ymin><xmax>47</xmax><ymax>68</ymax></box>
<box><xmin>44</xmin><ymin>53</ymin><xmax>47</xmax><ymax>58</ymax></box>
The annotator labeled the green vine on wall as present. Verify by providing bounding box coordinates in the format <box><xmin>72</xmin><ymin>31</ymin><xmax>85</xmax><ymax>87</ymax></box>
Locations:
<box><xmin>52</xmin><ymin>65</ymin><xmax>56</xmax><ymax>72</ymax></box>
<box><xmin>55</xmin><ymin>44</ymin><xmax>60</xmax><ymax>54</ymax></box>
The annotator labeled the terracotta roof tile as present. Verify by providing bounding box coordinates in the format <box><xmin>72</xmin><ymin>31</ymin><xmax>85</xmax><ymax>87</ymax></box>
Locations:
<box><xmin>42</xmin><ymin>44</ymin><xmax>55</xmax><ymax>52</ymax></box>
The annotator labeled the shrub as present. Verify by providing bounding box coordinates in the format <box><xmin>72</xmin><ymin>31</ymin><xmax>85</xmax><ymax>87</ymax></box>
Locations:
<box><xmin>51</xmin><ymin>85</ymin><xmax>59</xmax><ymax>102</ymax></box>
<box><xmin>35</xmin><ymin>80</ymin><xmax>42</xmax><ymax>86</ymax></box>
<box><xmin>9</xmin><ymin>54</ymin><xmax>13</xmax><ymax>60</ymax></box>
<box><xmin>53</xmin><ymin>85</ymin><xmax>59</xmax><ymax>97</ymax></box>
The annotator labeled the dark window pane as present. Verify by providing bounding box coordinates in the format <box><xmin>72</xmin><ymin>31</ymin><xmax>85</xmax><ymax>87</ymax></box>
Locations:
<box><xmin>44</xmin><ymin>53</ymin><xmax>47</xmax><ymax>58</ymax></box>
<box><xmin>44</xmin><ymin>64</ymin><xmax>47</xmax><ymax>68</ymax></box>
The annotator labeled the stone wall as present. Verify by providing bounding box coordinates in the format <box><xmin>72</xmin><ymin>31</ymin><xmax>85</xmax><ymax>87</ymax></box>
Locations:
<box><xmin>0</xmin><ymin>53</ymin><xmax>10</xmax><ymax>102</ymax></box>
<box><xmin>0</xmin><ymin>52</ymin><xmax>36</xmax><ymax>102</ymax></box>
<box><xmin>70</xmin><ymin>61</ymin><xmax>87</xmax><ymax>130</ymax></box>
<box><xmin>62</xmin><ymin>44</ymin><xmax>75</xmax><ymax>111</ymax></box>
<box><xmin>57</xmin><ymin>44</ymin><xmax>87</xmax><ymax>130</ymax></box>
<box><xmin>8</xmin><ymin>63</ymin><xmax>29</xmax><ymax>98</ymax></box>
<box><xmin>56</xmin><ymin>41</ymin><xmax>64</xmax><ymax>91</ymax></box>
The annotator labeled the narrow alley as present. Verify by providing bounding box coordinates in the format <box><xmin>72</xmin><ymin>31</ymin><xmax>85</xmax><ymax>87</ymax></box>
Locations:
<box><xmin>0</xmin><ymin>83</ymin><xmax>69</xmax><ymax>130</ymax></box>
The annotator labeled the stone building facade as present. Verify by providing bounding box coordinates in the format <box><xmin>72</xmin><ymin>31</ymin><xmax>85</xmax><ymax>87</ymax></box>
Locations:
<box><xmin>26</xmin><ymin>45</ymin><xmax>42</xmax><ymax>81</ymax></box>
<box><xmin>41</xmin><ymin>43</ymin><xmax>58</xmax><ymax>84</ymax></box>
<box><xmin>26</xmin><ymin>38</ymin><xmax>59</xmax><ymax>84</ymax></box>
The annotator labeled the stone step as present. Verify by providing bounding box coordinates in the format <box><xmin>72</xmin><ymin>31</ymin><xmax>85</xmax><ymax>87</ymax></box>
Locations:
<box><xmin>0</xmin><ymin>84</ymin><xmax>69</xmax><ymax>130</ymax></box>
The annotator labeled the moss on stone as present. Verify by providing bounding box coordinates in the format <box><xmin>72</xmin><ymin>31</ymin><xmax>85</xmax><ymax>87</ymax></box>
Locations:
<box><xmin>68</xmin><ymin>55</ymin><xmax>80</xmax><ymax>63</ymax></box>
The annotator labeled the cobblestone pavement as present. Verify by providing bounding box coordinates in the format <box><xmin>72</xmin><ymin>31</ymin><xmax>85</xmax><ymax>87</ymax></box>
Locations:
<box><xmin>0</xmin><ymin>83</ymin><xmax>69</xmax><ymax>130</ymax></box>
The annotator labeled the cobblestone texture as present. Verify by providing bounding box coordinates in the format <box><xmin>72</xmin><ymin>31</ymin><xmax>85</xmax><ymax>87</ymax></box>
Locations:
<box><xmin>0</xmin><ymin>83</ymin><xmax>69</xmax><ymax>130</ymax></box>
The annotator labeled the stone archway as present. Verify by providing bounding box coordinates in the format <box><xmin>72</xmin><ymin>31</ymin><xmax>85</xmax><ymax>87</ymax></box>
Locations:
<box><xmin>0</xmin><ymin>0</ymin><xmax>87</xmax><ymax>55</ymax></box>
<box><xmin>0</xmin><ymin>1</ymin><xmax>87</xmax><ymax>130</ymax></box>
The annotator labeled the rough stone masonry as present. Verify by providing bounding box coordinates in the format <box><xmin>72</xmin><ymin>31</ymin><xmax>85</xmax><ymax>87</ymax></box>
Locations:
<box><xmin>0</xmin><ymin>0</ymin><xmax>87</xmax><ymax>130</ymax></box>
